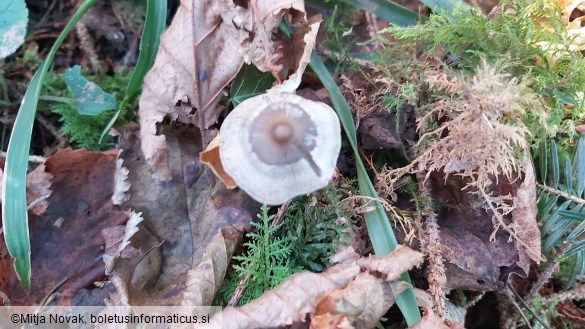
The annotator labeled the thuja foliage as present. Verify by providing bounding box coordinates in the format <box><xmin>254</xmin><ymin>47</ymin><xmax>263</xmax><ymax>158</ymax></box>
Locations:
<box><xmin>383</xmin><ymin>0</ymin><xmax>585</xmax><ymax>137</ymax></box>
<box><xmin>219</xmin><ymin>204</ymin><xmax>298</xmax><ymax>306</ymax></box>
<box><xmin>217</xmin><ymin>184</ymin><xmax>356</xmax><ymax>305</ymax></box>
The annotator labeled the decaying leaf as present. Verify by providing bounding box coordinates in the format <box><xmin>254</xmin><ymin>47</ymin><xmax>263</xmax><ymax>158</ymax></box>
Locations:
<box><xmin>112</xmin><ymin>151</ymin><xmax>131</xmax><ymax>205</ymax></box>
<box><xmin>511</xmin><ymin>154</ymin><xmax>542</xmax><ymax>268</ymax></box>
<box><xmin>104</xmin><ymin>127</ymin><xmax>256</xmax><ymax>306</ymax></box>
<box><xmin>2</xmin><ymin>148</ymin><xmax>127</xmax><ymax>305</ymax></box>
<box><xmin>207</xmin><ymin>246</ymin><xmax>423</xmax><ymax>329</ymax></box>
<box><xmin>181</xmin><ymin>226</ymin><xmax>241</xmax><ymax>306</ymax></box>
<box><xmin>414</xmin><ymin>288</ymin><xmax>466</xmax><ymax>324</ymax></box>
<box><xmin>139</xmin><ymin>0</ymin><xmax>311</xmax><ymax>178</ymax></box>
<box><xmin>200</xmin><ymin>135</ymin><xmax>236</xmax><ymax>189</ymax></box>
<box><xmin>267</xmin><ymin>15</ymin><xmax>321</xmax><ymax>93</ymax></box>
<box><xmin>409</xmin><ymin>307</ymin><xmax>465</xmax><ymax>329</ymax></box>
<box><xmin>25</xmin><ymin>164</ymin><xmax>52</xmax><ymax>215</ymax></box>
<box><xmin>314</xmin><ymin>274</ymin><xmax>410</xmax><ymax>329</ymax></box>
<box><xmin>118</xmin><ymin>211</ymin><xmax>144</xmax><ymax>254</ymax></box>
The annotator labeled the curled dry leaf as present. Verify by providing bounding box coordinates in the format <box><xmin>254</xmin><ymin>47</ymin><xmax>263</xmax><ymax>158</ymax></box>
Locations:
<box><xmin>25</xmin><ymin>164</ymin><xmax>52</xmax><ymax>215</ymax></box>
<box><xmin>409</xmin><ymin>307</ymin><xmax>465</xmax><ymax>329</ymax></box>
<box><xmin>356</xmin><ymin>245</ymin><xmax>424</xmax><ymax>281</ymax></box>
<box><xmin>511</xmin><ymin>153</ymin><xmax>542</xmax><ymax>268</ymax></box>
<box><xmin>139</xmin><ymin>0</ymin><xmax>308</xmax><ymax>178</ymax></box>
<box><xmin>118</xmin><ymin>211</ymin><xmax>144</xmax><ymax>254</ymax></box>
<box><xmin>414</xmin><ymin>288</ymin><xmax>466</xmax><ymax>324</ymax></box>
<box><xmin>267</xmin><ymin>15</ymin><xmax>321</xmax><ymax>93</ymax></box>
<box><xmin>200</xmin><ymin>135</ymin><xmax>236</xmax><ymax>189</ymax></box>
<box><xmin>313</xmin><ymin>275</ymin><xmax>410</xmax><ymax>329</ymax></box>
<box><xmin>112</xmin><ymin>150</ymin><xmax>131</xmax><ymax>205</ymax></box>
<box><xmin>207</xmin><ymin>246</ymin><xmax>423</xmax><ymax>329</ymax></box>
<box><xmin>181</xmin><ymin>226</ymin><xmax>241</xmax><ymax>306</ymax></box>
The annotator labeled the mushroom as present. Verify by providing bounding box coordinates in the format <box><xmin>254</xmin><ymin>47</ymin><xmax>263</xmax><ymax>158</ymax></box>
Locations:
<box><xmin>219</xmin><ymin>92</ymin><xmax>341</xmax><ymax>205</ymax></box>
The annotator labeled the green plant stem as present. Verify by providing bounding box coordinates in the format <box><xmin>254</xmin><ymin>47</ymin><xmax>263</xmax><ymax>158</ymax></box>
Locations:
<box><xmin>38</xmin><ymin>95</ymin><xmax>76</xmax><ymax>105</ymax></box>
<box><xmin>1</xmin><ymin>0</ymin><xmax>97</xmax><ymax>289</ymax></box>
<box><xmin>99</xmin><ymin>0</ymin><xmax>167</xmax><ymax>143</ymax></box>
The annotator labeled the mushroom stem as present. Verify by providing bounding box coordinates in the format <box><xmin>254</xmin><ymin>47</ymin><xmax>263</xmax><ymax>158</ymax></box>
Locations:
<box><xmin>294</xmin><ymin>143</ymin><xmax>322</xmax><ymax>177</ymax></box>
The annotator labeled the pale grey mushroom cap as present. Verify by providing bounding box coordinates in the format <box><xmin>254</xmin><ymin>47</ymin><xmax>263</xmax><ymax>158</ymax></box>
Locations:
<box><xmin>219</xmin><ymin>92</ymin><xmax>341</xmax><ymax>205</ymax></box>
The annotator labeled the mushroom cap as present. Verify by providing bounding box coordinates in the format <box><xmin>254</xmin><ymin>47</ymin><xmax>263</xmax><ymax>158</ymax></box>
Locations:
<box><xmin>219</xmin><ymin>92</ymin><xmax>341</xmax><ymax>205</ymax></box>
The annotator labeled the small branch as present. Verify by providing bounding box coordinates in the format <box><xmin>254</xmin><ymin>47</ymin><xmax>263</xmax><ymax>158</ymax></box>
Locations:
<box><xmin>416</xmin><ymin>172</ymin><xmax>447</xmax><ymax>318</ymax></box>
<box><xmin>75</xmin><ymin>21</ymin><xmax>100</xmax><ymax>73</ymax></box>
<box><xmin>525</xmin><ymin>261</ymin><xmax>559</xmax><ymax>304</ymax></box>
<box><xmin>0</xmin><ymin>151</ymin><xmax>46</xmax><ymax>163</ymax></box>
<box><xmin>537</xmin><ymin>183</ymin><xmax>585</xmax><ymax>204</ymax></box>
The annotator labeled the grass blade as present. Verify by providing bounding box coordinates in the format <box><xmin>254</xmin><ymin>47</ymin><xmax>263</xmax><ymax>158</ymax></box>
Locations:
<box><xmin>309</xmin><ymin>52</ymin><xmax>421</xmax><ymax>325</ymax></box>
<box><xmin>100</xmin><ymin>0</ymin><xmax>167</xmax><ymax>142</ymax></box>
<box><xmin>305</xmin><ymin>0</ymin><xmax>419</xmax><ymax>27</ymax></box>
<box><xmin>420</xmin><ymin>0</ymin><xmax>471</xmax><ymax>14</ymax></box>
<box><xmin>1</xmin><ymin>0</ymin><xmax>98</xmax><ymax>288</ymax></box>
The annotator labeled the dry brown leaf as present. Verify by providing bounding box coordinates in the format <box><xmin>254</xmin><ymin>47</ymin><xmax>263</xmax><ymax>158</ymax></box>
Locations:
<box><xmin>181</xmin><ymin>226</ymin><xmax>241</xmax><ymax>306</ymax></box>
<box><xmin>139</xmin><ymin>0</ymin><xmax>308</xmax><ymax>178</ymax></box>
<box><xmin>118</xmin><ymin>211</ymin><xmax>144</xmax><ymax>254</ymax></box>
<box><xmin>311</xmin><ymin>313</ymin><xmax>355</xmax><ymax>329</ymax></box>
<box><xmin>512</xmin><ymin>153</ymin><xmax>542</xmax><ymax>269</ymax></box>
<box><xmin>104</xmin><ymin>127</ymin><xmax>256</xmax><ymax>306</ymax></box>
<box><xmin>268</xmin><ymin>15</ymin><xmax>321</xmax><ymax>93</ymax></box>
<box><xmin>356</xmin><ymin>245</ymin><xmax>424</xmax><ymax>281</ymax></box>
<box><xmin>112</xmin><ymin>151</ymin><xmax>131</xmax><ymax>205</ymax></box>
<box><xmin>3</xmin><ymin>148</ymin><xmax>127</xmax><ymax>306</ymax></box>
<box><xmin>25</xmin><ymin>164</ymin><xmax>52</xmax><ymax>215</ymax></box>
<box><xmin>207</xmin><ymin>247</ymin><xmax>423</xmax><ymax>329</ymax></box>
<box><xmin>414</xmin><ymin>288</ymin><xmax>466</xmax><ymax>324</ymax></box>
<box><xmin>409</xmin><ymin>307</ymin><xmax>465</xmax><ymax>329</ymax></box>
<box><xmin>200</xmin><ymin>135</ymin><xmax>236</xmax><ymax>189</ymax></box>
<box><xmin>314</xmin><ymin>274</ymin><xmax>410</xmax><ymax>329</ymax></box>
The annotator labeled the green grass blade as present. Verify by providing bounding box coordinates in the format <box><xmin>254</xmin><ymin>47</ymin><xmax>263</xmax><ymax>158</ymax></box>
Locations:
<box><xmin>100</xmin><ymin>0</ymin><xmax>167</xmax><ymax>142</ymax></box>
<box><xmin>309</xmin><ymin>52</ymin><xmax>421</xmax><ymax>325</ymax></box>
<box><xmin>420</xmin><ymin>0</ymin><xmax>471</xmax><ymax>14</ymax></box>
<box><xmin>334</xmin><ymin>0</ymin><xmax>420</xmax><ymax>27</ymax></box>
<box><xmin>1</xmin><ymin>0</ymin><xmax>97</xmax><ymax>289</ymax></box>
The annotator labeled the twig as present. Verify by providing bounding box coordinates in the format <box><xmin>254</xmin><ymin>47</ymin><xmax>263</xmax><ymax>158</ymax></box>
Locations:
<box><xmin>0</xmin><ymin>151</ymin><xmax>46</xmax><ymax>163</ymax></box>
<box><xmin>416</xmin><ymin>172</ymin><xmax>447</xmax><ymax>318</ymax></box>
<box><xmin>525</xmin><ymin>261</ymin><xmax>559</xmax><ymax>304</ymax></box>
<box><xmin>462</xmin><ymin>291</ymin><xmax>485</xmax><ymax>309</ymax></box>
<box><xmin>547</xmin><ymin>282</ymin><xmax>585</xmax><ymax>303</ymax></box>
<box><xmin>75</xmin><ymin>21</ymin><xmax>100</xmax><ymax>73</ymax></box>
<box><xmin>537</xmin><ymin>183</ymin><xmax>585</xmax><ymax>205</ymax></box>
<box><xmin>506</xmin><ymin>283</ymin><xmax>552</xmax><ymax>329</ymax></box>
